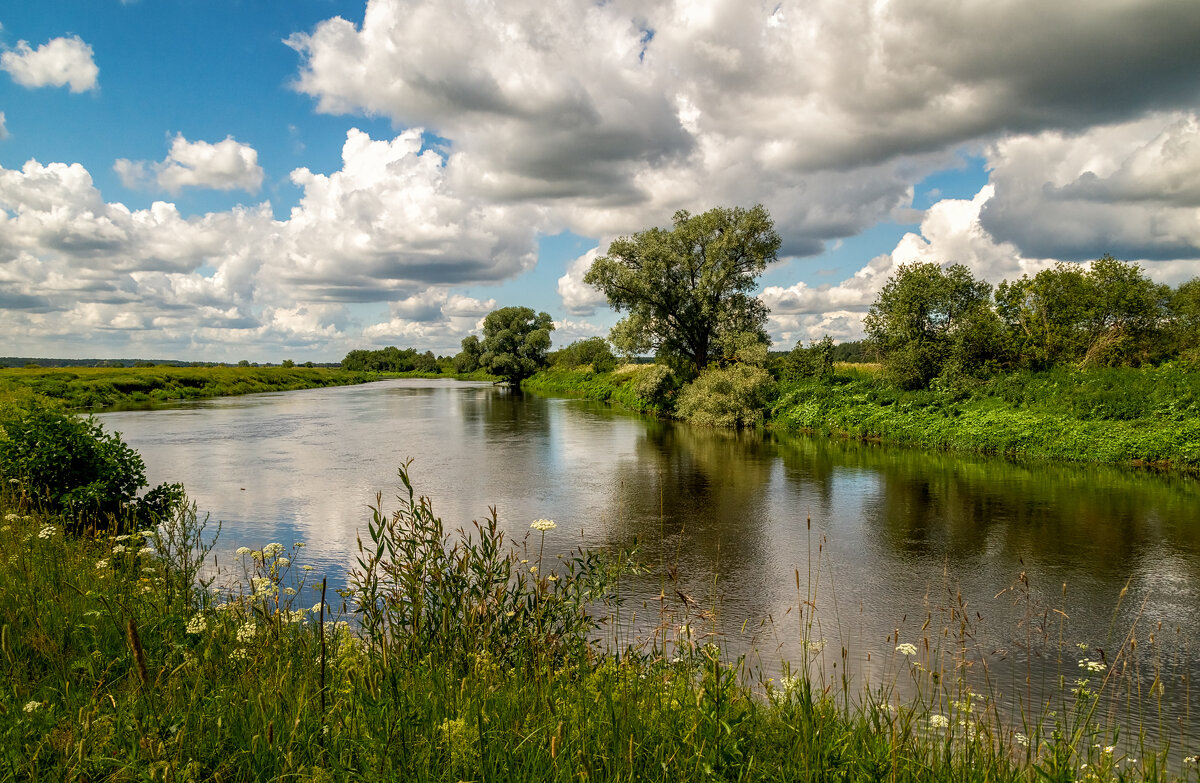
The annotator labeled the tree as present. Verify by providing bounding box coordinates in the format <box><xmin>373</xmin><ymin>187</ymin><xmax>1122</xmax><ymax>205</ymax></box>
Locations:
<box><xmin>864</xmin><ymin>262</ymin><xmax>1001</xmax><ymax>390</ymax></box>
<box><xmin>453</xmin><ymin>335</ymin><xmax>482</xmax><ymax>373</ymax></box>
<box><xmin>479</xmin><ymin>307</ymin><xmax>555</xmax><ymax>385</ymax></box>
<box><xmin>995</xmin><ymin>263</ymin><xmax>1091</xmax><ymax>368</ymax></box>
<box><xmin>584</xmin><ymin>204</ymin><xmax>781</xmax><ymax>375</ymax></box>
<box><xmin>551</xmin><ymin>337</ymin><xmax>618</xmax><ymax>372</ymax></box>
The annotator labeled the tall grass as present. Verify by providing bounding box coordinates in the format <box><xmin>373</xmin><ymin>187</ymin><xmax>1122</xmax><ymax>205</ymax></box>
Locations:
<box><xmin>2</xmin><ymin>468</ymin><xmax>1196</xmax><ymax>782</ymax></box>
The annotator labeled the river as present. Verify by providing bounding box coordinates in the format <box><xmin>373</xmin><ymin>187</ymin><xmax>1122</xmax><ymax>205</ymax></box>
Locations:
<box><xmin>97</xmin><ymin>378</ymin><xmax>1200</xmax><ymax>746</ymax></box>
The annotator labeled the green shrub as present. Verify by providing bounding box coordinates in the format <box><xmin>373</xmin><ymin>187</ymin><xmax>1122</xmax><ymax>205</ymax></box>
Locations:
<box><xmin>0</xmin><ymin>403</ymin><xmax>182</xmax><ymax>532</ymax></box>
<box><xmin>676</xmin><ymin>364</ymin><xmax>774</xmax><ymax>428</ymax></box>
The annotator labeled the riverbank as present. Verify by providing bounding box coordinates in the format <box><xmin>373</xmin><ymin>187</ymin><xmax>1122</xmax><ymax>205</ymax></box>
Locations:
<box><xmin>0</xmin><ymin>365</ymin><xmax>378</xmax><ymax>409</ymax></box>
<box><xmin>3</xmin><ymin>467</ymin><xmax>1189</xmax><ymax>782</ymax></box>
<box><xmin>522</xmin><ymin>362</ymin><xmax>1200</xmax><ymax>471</ymax></box>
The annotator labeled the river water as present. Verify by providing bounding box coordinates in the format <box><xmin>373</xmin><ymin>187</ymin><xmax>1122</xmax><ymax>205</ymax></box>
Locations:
<box><xmin>98</xmin><ymin>378</ymin><xmax>1200</xmax><ymax>745</ymax></box>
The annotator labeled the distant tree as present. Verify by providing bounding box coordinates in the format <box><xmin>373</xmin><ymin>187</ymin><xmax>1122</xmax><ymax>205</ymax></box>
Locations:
<box><xmin>1078</xmin><ymin>256</ymin><xmax>1171</xmax><ymax>366</ymax></box>
<box><xmin>864</xmin><ymin>262</ymin><xmax>1001</xmax><ymax>390</ymax></box>
<box><xmin>237</xmin><ymin>360</ymin><xmax>250</xmax><ymax>367</ymax></box>
<box><xmin>413</xmin><ymin>350</ymin><xmax>440</xmax><ymax>374</ymax></box>
<box><xmin>1170</xmin><ymin>277</ymin><xmax>1200</xmax><ymax>359</ymax></box>
<box><xmin>584</xmin><ymin>204</ymin><xmax>780</xmax><ymax>375</ymax></box>
<box><xmin>479</xmin><ymin>307</ymin><xmax>554</xmax><ymax>385</ymax></box>
<box><xmin>303</xmin><ymin>361</ymin><xmax>315</xmax><ymax>368</ymax></box>
<box><xmin>995</xmin><ymin>263</ymin><xmax>1091</xmax><ymax>368</ymax></box>
<box><xmin>281</xmin><ymin>359</ymin><xmax>296</xmax><ymax>368</ymax></box>
<box><xmin>552</xmin><ymin>337</ymin><xmax>618</xmax><ymax>372</ymax></box>
<box><xmin>453</xmin><ymin>335</ymin><xmax>482</xmax><ymax>373</ymax></box>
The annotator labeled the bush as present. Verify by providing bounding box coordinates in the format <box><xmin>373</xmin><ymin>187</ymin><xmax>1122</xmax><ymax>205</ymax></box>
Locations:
<box><xmin>632</xmin><ymin>364</ymin><xmax>677</xmax><ymax>410</ymax></box>
<box><xmin>676</xmin><ymin>364</ymin><xmax>774</xmax><ymax>428</ymax></box>
<box><xmin>0</xmin><ymin>403</ymin><xmax>182</xmax><ymax>532</ymax></box>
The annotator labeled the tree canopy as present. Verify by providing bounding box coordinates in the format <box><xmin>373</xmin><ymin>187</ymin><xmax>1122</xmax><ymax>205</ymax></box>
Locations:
<box><xmin>479</xmin><ymin>306</ymin><xmax>555</xmax><ymax>385</ymax></box>
<box><xmin>584</xmin><ymin>204</ymin><xmax>781</xmax><ymax>375</ymax></box>
<box><xmin>864</xmin><ymin>262</ymin><xmax>1001</xmax><ymax>389</ymax></box>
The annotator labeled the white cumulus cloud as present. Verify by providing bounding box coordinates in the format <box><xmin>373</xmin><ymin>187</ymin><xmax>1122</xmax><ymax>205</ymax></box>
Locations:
<box><xmin>115</xmin><ymin>134</ymin><xmax>265</xmax><ymax>194</ymax></box>
<box><xmin>1</xmin><ymin>35</ymin><xmax>98</xmax><ymax>92</ymax></box>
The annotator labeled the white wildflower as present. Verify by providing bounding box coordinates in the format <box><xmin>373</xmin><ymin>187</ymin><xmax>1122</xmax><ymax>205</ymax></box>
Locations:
<box><xmin>115</xmin><ymin>534</ymin><xmax>132</xmax><ymax>542</ymax></box>
<box><xmin>185</xmin><ymin>615</ymin><xmax>207</xmax><ymax>634</ymax></box>
<box><xmin>251</xmin><ymin>577</ymin><xmax>273</xmax><ymax>598</ymax></box>
<box><xmin>23</xmin><ymin>700</ymin><xmax>41</xmax><ymax>713</ymax></box>
<box><xmin>806</xmin><ymin>639</ymin><xmax>826</xmax><ymax>653</ymax></box>
<box><xmin>1014</xmin><ymin>732</ymin><xmax>1029</xmax><ymax>747</ymax></box>
<box><xmin>112</xmin><ymin>544</ymin><xmax>126</xmax><ymax>554</ymax></box>
<box><xmin>1183</xmin><ymin>755</ymin><xmax>1197</xmax><ymax>764</ymax></box>
<box><xmin>235</xmin><ymin>546</ymin><xmax>251</xmax><ymax>556</ymax></box>
<box><xmin>302</xmin><ymin>565</ymin><xmax>313</xmax><ymax>572</ymax></box>
<box><xmin>895</xmin><ymin>643</ymin><xmax>917</xmax><ymax>656</ymax></box>
<box><xmin>1104</xmin><ymin>745</ymin><xmax>1115</xmax><ymax>754</ymax></box>
<box><xmin>530</xmin><ymin>519</ymin><xmax>557</xmax><ymax>532</ymax></box>
<box><xmin>928</xmin><ymin>714</ymin><xmax>949</xmax><ymax>729</ymax></box>
<box><xmin>263</xmin><ymin>542</ymin><xmax>285</xmax><ymax>557</ymax></box>
<box><xmin>236</xmin><ymin>621</ymin><xmax>257</xmax><ymax>643</ymax></box>
<box><xmin>276</xmin><ymin>557</ymin><xmax>290</xmax><ymax>568</ymax></box>
<box><xmin>1078</xmin><ymin>658</ymin><xmax>1106</xmax><ymax>673</ymax></box>
<box><xmin>0</xmin><ymin>526</ymin><xmax>9</xmax><ymax>533</ymax></box>
<box><xmin>37</xmin><ymin>525</ymin><xmax>56</xmax><ymax>540</ymax></box>
<box><xmin>95</xmin><ymin>559</ymin><xmax>108</xmax><ymax>569</ymax></box>
<box><xmin>3</xmin><ymin>513</ymin><xmax>18</xmax><ymax>522</ymax></box>
<box><xmin>138</xmin><ymin>546</ymin><xmax>154</xmax><ymax>556</ymax></box>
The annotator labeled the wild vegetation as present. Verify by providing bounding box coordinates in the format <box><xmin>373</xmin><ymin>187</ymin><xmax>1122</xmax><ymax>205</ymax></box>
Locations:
<box><xmin>0</xmin><ymin>365</ymin><xmax>375</xmax><ymax>410</ymax></box>
<box><xmin>3</xmin><ymin>411</ymin><xmax>1195</xmax><ymax>781</ymax></box>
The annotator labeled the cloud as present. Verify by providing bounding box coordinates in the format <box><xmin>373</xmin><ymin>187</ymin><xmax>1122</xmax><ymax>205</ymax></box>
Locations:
<box><xmin>1</xmin><ymin>35</ymin><xmax>98</xmax><ymax>92</ymax></box>
<box><xmin>980</xmin><ymin>113</ymin><xmax>1200</xmax><ymax>261</ymax></box>
<box><xmin>288</xmin><ymin>0</ymin><xmax>1200</xmax><ymax>258</ymax></box>
<box><xmin>557</xmin><ymin>246</ymin><xmax>609</xmax><ymax>316</ymax></box>
<box><xmin>0</xmin><ymin>111</ymin><xmax>7</xmax><ymax>140</ymax></box>
<box><xmin>115</xmin><ymin>134</ymin><xmax>265</xmax><ymax>194</ymax></box>
<box><xmin>279</xmin><ymin>128</ymin><xmax>545</xmax><ymax>301</ymax></box>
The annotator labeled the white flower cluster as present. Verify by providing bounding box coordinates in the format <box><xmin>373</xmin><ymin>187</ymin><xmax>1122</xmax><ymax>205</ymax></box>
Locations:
<box><xmin>895</xmin><ymin>643</ymin><xmax>917</xmax><ymax>656</ymax></box>
<box><xmin>185</xmin><ymin>615</ymin><xmax>207</xmax><ymax>634</ymax></box>
<box><xmin>928</xmin><ymin>714</ymin><xmax>949</xmax><ymax>729</ymax></box>
<box><xmin>530</xmin><ymin>519</ymin><xmax>556</xmax><ymax>532</ymax></box>
<box><xmin>263</xmin><ymin>542</ymin><xmax>286</xmax><ymax>558</ymax></box>
<box><xmin>1078</xmin><ymin>658</ymin><xmax>1106</xmax><ymax>673</ymax></box>
<box><xmin>37</xmin><ymin>525</ymin><xmax>57</xmax><ymax>540</ymax></box>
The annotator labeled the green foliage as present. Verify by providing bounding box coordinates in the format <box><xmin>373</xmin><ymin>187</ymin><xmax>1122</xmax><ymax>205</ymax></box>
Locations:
<box><xmin>550</xmin><ymin>337</ymin><xmax>618</xmax><ymax>373</ymax></box>
<box><xmin>1171</xmin><ymin>278</ymin><xmax>1200</xmax><ymax>359</ymax></box>
<box><xmin>864</xmin><ymin>262</ymin><xmax>1001</xmax><ymax>390</ymax></box>
<box><xmin>342</xmin><ymin>345</ymin><xmax>445</xmax><ymax>373</ymax></box>
<box><xmin>0</xmin><ymin>365</ymin><xmax>374</xmax><ymax>409</ymax></box>
<box><xmin>523</xmin><ymin>365</ymin><xmax>668</xmax><ymax>413</ymax></box>
<box><xmin>0</xmin><ymin>403</ymin><xmax>183</xmax><ymax>531</ymax></box>
<box><xmin>585</xmin><ymin>204</ymin><xmax>780</xmax><ymax>374</ymax></box>
<box><xmin>479</xmin><ymin>306</ymin><xmax>555</xmax><ymax>385</ymax></box>
<box><xmin>773</xmin><ymin>335</ymin><xmax>835</xmax><ymax>382</ymax></box>
<box><xmin>675</xmin><ymin>363</ymin><xmax>775</xmax><ymax>428</ymax></box>
<box><xmin>771</xmin><ymin>364</ymin><xmax>1200</xmax><ymax>469</ymax></box>
<box><xmin>453</xmin><ymin>334</ymin><xmax>482</xmax><ymax>373</ymax></box>
<box><xmin>352</xmin><ymin>462</ymin><xmax>622</xmax><ymax>673</ymax></box>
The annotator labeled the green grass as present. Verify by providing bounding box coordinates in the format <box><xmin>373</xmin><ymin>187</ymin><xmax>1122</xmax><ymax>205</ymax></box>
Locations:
<box><xmin>770</xmin><ymin>364</ymin><xmax>1200</xmax><ymax>470</ymax></box>
<box><xmin>0</xmin><ymin>366</ymin><xmax>378</xmax><ymax>410</ymax></box>
<box><xmin>523</xmin><ymin>365</ymin><xmax>664</xmax><ymax>413</ymax></box>
<box><xmin>3</xmin><ymin>467</ymin><xmax>1195</xmax><ymax>782</ymax></box>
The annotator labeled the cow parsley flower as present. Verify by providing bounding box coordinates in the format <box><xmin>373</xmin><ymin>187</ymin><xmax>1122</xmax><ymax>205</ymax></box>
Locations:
<box><xmin>23</xmin><ymin>700</ymin><xmax>41</xmax><ymax>713</ymax></box>
<box><xmin>235</xmin><ymin>546</ymin><xmax>251</xmax><ymax>556</ymax></box>
<box><xmin>895</xmin><ymin>643</ymin><xmax>917</xmax><ymax>656</ymax></box>
<box><xmin>185</xmin><ymin>615</ymin><xmax>207</xmax><ymax>634</ymax></box>
<box><xmin>37</xmin><ymin>525</ymin><xmax>56</xmax><ymax>540</ymax></box>
<box><xmin>928</xmin><ymin>714</ymin><xmax>949</xmax><ymax>729</ymax></box>
<box><xmin>263</xmin><ymin>542</ymin><xmax>286</xmax><ymax>557</ymax></box>
<box><xmin>530</xmin><ymin>519</ymin><xmax>557</xmax><ymax>532</ymax></box>
<box><xmin>95</xmin><ymin>559</ymin><xmax>108</xmax><ymax>569</ymax></box>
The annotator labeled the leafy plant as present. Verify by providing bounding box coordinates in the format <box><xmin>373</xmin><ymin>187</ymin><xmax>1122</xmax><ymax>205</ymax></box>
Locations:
<box><xmin>0</xmin><ymin>402</ymin><xmax>182</xmax><ymax>532</ymax></box>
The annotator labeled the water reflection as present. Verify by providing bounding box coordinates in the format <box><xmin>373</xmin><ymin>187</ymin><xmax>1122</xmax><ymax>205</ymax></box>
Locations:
<box><xmin>98</xmin><ymin>379</ymin><xmax>1200</xmax><ymax>741</ymax></box>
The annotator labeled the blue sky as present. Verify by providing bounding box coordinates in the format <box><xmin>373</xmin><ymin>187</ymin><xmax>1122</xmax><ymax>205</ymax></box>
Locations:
<box><xmin>1</xmin><ymin>0</ymin><xmax>1198</xmax><ymax>361</ymax></box>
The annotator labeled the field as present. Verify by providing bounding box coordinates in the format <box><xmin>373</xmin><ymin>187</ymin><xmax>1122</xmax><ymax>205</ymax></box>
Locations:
<box><xmin>0</xmin><ymin>366</ymin><xmax>377</xmax><ymax>410</ymax></box>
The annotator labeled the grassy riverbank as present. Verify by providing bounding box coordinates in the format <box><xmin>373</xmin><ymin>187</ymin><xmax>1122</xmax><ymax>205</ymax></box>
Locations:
<box><xmin>523</xmin><ymin>362</ymin><xmax>1200</xmax><ymax>471</ymax></box>
<box><xmin>0</xmin><ymin>366</ymin><xmax>377</xmax><ymax>410</ymax></box>
<box><xmin>771</xmin><ymin>363</ymin><xmax>1200</xmax><ymax>470</ymax></box>
<box><xmin>3</xmin><ymin>470</ymin><xmax>1193</xmax><ymax>783</ymax></box>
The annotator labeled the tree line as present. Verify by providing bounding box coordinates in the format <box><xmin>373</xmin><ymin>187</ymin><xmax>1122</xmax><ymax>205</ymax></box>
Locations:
<box><xmin>344</xmin><ymin>203</ymin><xmax>1200</xmax><ymax>409</ymax></box>
<box><xmin>865</xmin><ymin>257</ymin><xmax>1200</xmax><ymax>390</ymax></box>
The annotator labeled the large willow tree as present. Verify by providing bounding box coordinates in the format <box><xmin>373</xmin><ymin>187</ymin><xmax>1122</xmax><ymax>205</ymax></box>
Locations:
<box><xmin>584</xmin><ymin>204</ymin><xmax>781</xmax><ymax>374</ymax></box>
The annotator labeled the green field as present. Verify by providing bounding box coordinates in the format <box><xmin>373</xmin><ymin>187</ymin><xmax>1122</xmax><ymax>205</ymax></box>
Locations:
<box><xmin>0</xmin><ymin>366</ymin><xmax>378</xmax><ymax>410</ymax></box>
